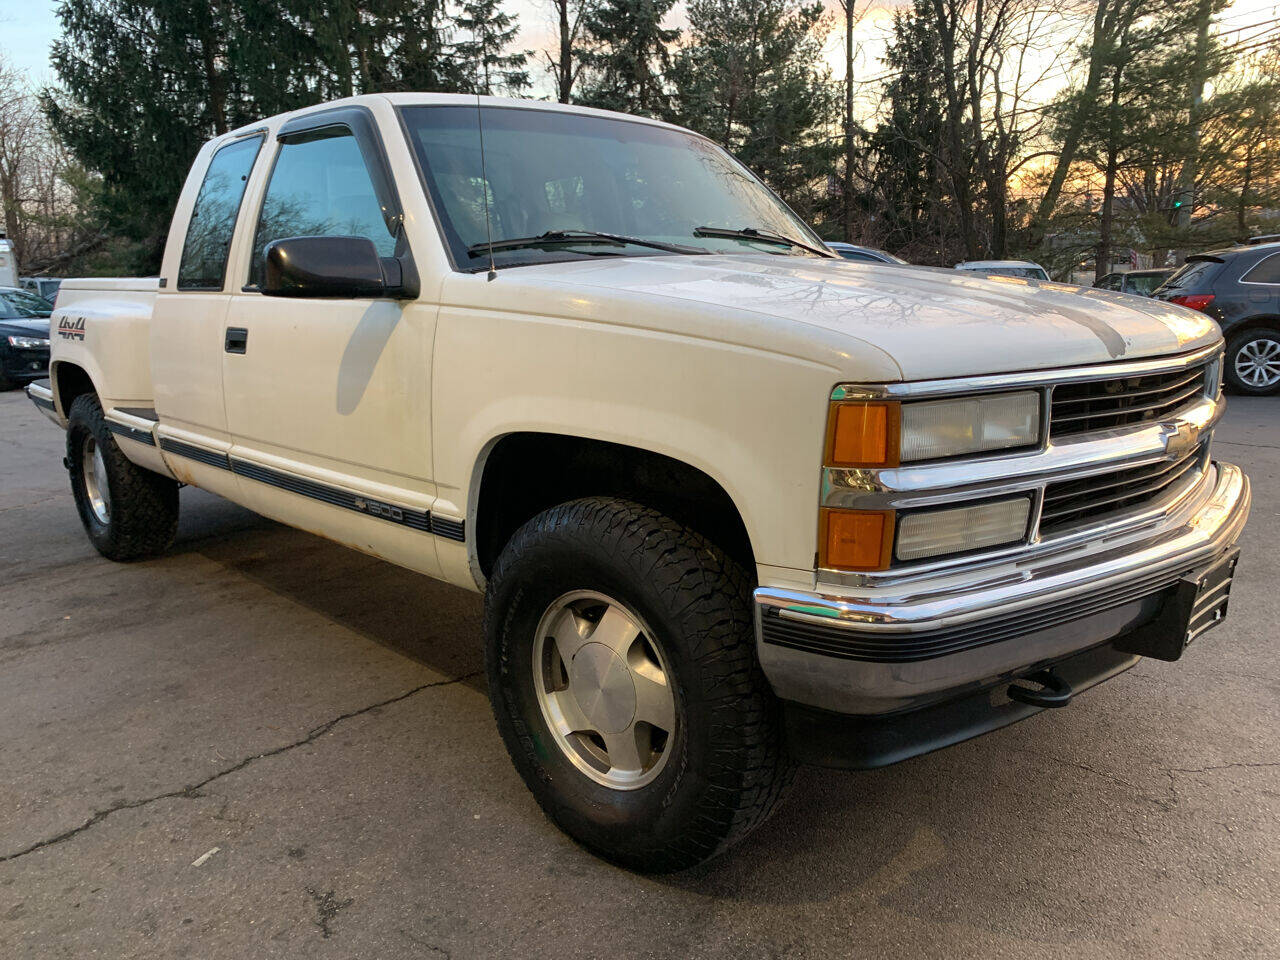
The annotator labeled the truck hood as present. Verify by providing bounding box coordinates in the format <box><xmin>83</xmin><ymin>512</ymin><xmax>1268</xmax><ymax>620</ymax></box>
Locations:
<box><xmin>507</xmin><ymin>255</ymin><xmax>1219</xmax><ymax>381</ymax></box>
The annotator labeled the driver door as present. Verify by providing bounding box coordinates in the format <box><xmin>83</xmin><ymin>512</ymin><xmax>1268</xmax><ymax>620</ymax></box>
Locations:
<box><xmin>221</xmin><ymin>113</ymin><xmax>442</xmax><ymax>577</ymax></box>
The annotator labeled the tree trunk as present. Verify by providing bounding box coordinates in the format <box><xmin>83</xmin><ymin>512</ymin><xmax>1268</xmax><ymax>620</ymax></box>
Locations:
<box><xmin>930</xmin><ymin>0</ymin><xmax>980</xmax><ymax>260</ymax></box>
<box><xmin>1033</xmin><ymin>0</ymin><xmax>1141</xmax><ymax>244</ymax></box>
<box><xmin>1237</xmin><ymin>139</ymin><xmax>1254</xmax><ymax>236</ymax></box>
<box><xmin>558</xmin><ymin>0</ymin><xmax>572</xmax><ymax>103</ymax></box>
<box><xmin>1096</xmin><ymin>61</ymin><xmax>1124</xmax><ymax>283</ymax></box>
<box><xmin>1172</xmin><ymin>0</ymin><xmax>1212</xmax><ymax>261</ymax></box>
<box><xmin>1097</xmin><ymin>145</ymin><xmax>1118</xmax><ymax>282</ymax></box>
<box><xmin>200</xmin><ymin>5</ymin><xmax>228</xmax><ymax>134</ymax></box>
<box><xmin>1</xmin><ymin>168</ymin><xmax>22</xmax><ymax>269</ymax></box>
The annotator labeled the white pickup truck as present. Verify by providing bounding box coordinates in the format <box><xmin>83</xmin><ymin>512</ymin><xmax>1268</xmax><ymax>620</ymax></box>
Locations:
<box><xmin>28</xmin><ymin>94</ymin><xmax>1250</xmax><ymax>871</ymax></box>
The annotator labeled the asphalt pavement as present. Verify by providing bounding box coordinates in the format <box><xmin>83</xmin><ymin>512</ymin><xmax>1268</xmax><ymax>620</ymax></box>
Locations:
<box><xmin>1</xmin><ymin>388</ymin><xmax>1276</xmax><ymax>959</ymax></box>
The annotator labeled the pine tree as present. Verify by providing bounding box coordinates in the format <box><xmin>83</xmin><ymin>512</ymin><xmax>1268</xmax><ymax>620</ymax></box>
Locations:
<box><xmin>43</xmin><ymin>0</ymin><xmax>464</xmax><ymax>272</ymax></box>
<box><xmin>452</xmin><ymin>0</ymin><xmax>530</xmax><ymax>96</ymax></box>
<box><xmin>578</xmin><ymin>0</ymin><xmax>679</xmax><ymax>118</ymax></box>
<box><xmin>864</xmin><ymin>0</ymin><xmax>951</xmax><ymax>259</ymax></box>
<box><xmin>670</xmin><ymin>0</ymin><xmax>838</xmax><ymax>228</ymax></box>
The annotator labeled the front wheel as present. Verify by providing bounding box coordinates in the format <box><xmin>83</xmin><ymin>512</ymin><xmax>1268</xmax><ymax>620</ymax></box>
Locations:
<box><xmin>1225</xmin><ymin>328</ymin><xmax>1280</xmax><ymax>395</ymax></box>
<box><xmin>484</xmin><ymin>497</ymin><xmax>793</xmax><ymax>872</ymax></box>
<box><xmin>67</xmin><ymin>393</ymin><xmax>179</xmax><ymax>561</ymax></box>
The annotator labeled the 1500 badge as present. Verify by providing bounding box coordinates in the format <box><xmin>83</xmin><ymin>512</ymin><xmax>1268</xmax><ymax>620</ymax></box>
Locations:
<box><xmin>353</xmin><ymin>497</ymin><xmax>403</xmax><ymax>521</ymax></box>
<box><xmin>57</xmin><ymin>316</ymin><xmax>86</xmax><ymax>341</ymax></box>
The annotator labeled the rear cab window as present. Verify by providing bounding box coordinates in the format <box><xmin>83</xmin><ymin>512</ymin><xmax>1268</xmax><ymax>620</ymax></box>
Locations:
<box><xmin>177</xmin><ymin>135</ymin><xmax>264</xmax><ymax>290</ymax></box>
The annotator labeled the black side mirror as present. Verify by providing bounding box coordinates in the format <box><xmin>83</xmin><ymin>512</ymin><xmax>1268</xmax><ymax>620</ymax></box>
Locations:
<box><xmin>262</xmin><ymin>236</ymin><xmax>416</xmax><ymax>299</ymax></box>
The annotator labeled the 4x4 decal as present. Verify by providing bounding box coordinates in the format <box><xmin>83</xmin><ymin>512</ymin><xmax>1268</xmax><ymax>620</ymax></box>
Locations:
<box><xmin>57</xmin><ymin>316</ymin><xmax>86</xmax><ymax>341</ymax></box>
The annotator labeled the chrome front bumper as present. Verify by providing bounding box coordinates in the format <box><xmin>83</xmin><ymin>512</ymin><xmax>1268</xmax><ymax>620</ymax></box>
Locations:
<box><xmin>755</xmin><ymin>460</ymin><xmax>1251</xmax><ymax>715</ymax></box>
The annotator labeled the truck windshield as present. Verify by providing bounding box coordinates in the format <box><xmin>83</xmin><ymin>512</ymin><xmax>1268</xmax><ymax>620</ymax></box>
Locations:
<box><xmin>400</xmin><ymin>105</ymin><xmax>824</xmax><ymax>271</ymax></box>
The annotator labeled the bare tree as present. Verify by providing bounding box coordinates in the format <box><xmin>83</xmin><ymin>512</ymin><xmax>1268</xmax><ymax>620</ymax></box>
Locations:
<box><xmin>1033</xmin><ymin>0</ymin><xmax>1147</xmax><ymax>240</ymax></box>
<box><xmin>834</xmin><ymin>0</ymin><xmax>871</xmax><ymax>242</ymax></box>
<box><xmin>541</xmin><ymin>0</ymin><xmax>592</xmax><ymax>102</ymax></box>
<box><xmin>0</xmin><ymin>55</ymin><xmax>101</xmax><ymax>274</ymax></box>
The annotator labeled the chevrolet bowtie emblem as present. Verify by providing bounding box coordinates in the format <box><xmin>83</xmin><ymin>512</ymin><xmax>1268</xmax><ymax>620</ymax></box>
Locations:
<box><xmin>1164</xmin><ymin>421</ymin><xmax>1201</xmax><ymax>460</ymax></box>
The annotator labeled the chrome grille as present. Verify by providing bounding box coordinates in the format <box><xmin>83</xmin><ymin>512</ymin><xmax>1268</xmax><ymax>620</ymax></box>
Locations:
<box><xmin>1050</xmin><ymin>364</ymin><xmax>1208</xmax><ymax>438</ymax></box>
<box><xmin>1039</xmin><ymin>442</ymin><xmax>1206</xmax><ymax>535</ymax></box>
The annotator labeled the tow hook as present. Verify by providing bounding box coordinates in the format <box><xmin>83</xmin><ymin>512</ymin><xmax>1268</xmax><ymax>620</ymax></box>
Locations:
<box><xmin>1007</xmin><ymin>669</ymin><xmax>1073</xmax><ymax>708</ymax></box>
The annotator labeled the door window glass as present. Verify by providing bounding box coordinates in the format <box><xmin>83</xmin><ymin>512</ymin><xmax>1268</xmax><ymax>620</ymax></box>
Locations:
<box><xmin>1242</xmin><ymin>252</ymin><xmax>1280</xmax><ymax>284</ymax></box>
<box><xmin>250</xmin><ymin>130</ymin><xmax>396</xmax><ymax>287</ymax></box>
<box><xmin>177</xmin><ymin>135</ymin><xmax>262</xmax><ymax>290</ymax></box>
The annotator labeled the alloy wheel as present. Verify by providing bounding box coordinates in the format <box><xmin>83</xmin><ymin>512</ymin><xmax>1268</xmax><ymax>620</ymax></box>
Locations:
<box><xmin>82</xmin><ymin>434</ymin><xmax>110</xmax><ymax>525</ymax></box>
<box><xmin>1234</xmin><ymin>337</ymin><xmax>1280</xmax><ymax>388</ymax></box>
<box><xmin>532</xmin><ymin>591</ymin><xmax>678</xmax><ymax>790</ymax></box>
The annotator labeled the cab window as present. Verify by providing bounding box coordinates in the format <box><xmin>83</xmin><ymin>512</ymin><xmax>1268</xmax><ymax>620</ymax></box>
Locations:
<box><xmin>177</xmin><ymin>135</ymin><xmax>263</xmax><ymax>290</ymax></box>
<box><xmin>249</xmin><ymin>129</ymin><xmax>396</xmax><ymax>287</ymax></box>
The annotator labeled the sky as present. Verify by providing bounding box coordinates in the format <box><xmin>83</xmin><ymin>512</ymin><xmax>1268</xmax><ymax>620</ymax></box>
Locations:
<box><xmin>1</xmin><ymin>0</ymin><xmax>1276</xmax><ymax>104</ymax></box>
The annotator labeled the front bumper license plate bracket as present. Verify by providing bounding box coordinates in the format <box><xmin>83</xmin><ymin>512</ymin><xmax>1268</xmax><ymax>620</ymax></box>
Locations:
<box><xmin>1115</xmin><ymin>547</ymin><xmax>1240</xmax><ymax>662</ymax></box>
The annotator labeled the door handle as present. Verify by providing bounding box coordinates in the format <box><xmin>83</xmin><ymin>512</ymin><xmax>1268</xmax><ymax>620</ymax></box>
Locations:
<box><xmin>225</xmin><ymin>327</ymin><xmax>248</xmax><ymax>354</ymax></box>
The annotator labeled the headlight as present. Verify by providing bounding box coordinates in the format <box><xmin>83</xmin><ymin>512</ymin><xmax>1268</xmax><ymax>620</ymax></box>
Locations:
<box><xmin>819</xmin><ymin>389</ymin><xmax>1042</xmax><ymax>571</ymax></box>
<box><xmin>825</xmin><ymin>391</ymin><xmax>1040</xmax><ymax>466</ymax></box>
<box><xmin>895</xmin><ymin>497</ymin><xmax>1031</xmax><ymax>561</ymax></box>
<box><xmin>900</xmin><ymin>391</ymin><xmax>1040</xmax><ymax>461</ymax></box>
<box><xmin>7</xmin><ymin>336</ymin><xmax>49</xmax><ymax>349</ymax></box>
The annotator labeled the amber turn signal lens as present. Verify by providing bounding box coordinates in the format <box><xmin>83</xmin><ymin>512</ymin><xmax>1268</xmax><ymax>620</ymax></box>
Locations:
<box><xmin>820</xmin><ymin>508</ymin><xmax>895</xmax><ymax>571</ymax></box>
<box><xmin>826</xmin><ymin>402</ymin><xmax>900</xmax><ymax>468</ymax></box>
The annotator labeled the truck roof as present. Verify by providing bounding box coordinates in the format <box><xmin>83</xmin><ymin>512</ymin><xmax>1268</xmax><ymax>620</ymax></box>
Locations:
<box><xmin>223</xmin><ymin>92</ymin><xmax>689</xmax><ymax>142</ymax></box>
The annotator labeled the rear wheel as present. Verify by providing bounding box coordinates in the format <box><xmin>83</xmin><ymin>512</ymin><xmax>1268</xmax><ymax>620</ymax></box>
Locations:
<box><xmin>485</xmin><ymin>497</ymin><xmax>793</xmax><ymax>872</ymax></box>
<box><xmin>1226</xmin><ymin>328</ymin><xmax>1280</xmax><ymax>395</ymax></box>
<box><xmin>67</xmin><ymin>394</ymin><xmax>179</xmax><ymax>561</ymax></box>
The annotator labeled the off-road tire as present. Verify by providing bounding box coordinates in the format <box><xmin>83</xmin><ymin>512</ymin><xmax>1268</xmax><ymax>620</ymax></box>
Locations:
<box><xmin>1225</xmin><ymin>328</ymin><xmax>1280</xmax><ymax>396</ymax></box>
<box><xmin>485</xmin><ymin>496</ymin><xmax>794</xmax><ymax>872</ymax></box>
<box><xmin>67</xmin><ymin>393</ymin><xmax>179</xmax><ymax>561</ymax></box>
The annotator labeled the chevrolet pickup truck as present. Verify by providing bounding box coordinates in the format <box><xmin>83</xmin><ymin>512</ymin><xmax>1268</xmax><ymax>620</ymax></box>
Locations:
<box><xmin>28</xmin><ymin>94</ymin><xmax>1251</xmax><ymax>872</ymax></box>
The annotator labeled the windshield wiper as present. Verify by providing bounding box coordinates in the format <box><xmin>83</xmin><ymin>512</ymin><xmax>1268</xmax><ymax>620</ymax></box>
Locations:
<box><xmin>467</xmin><ymin>230</ymin><xmax>706</xmax><ymax>258</ymax></box>
<box><xmin>693</xmin><ymin>226</ymin><xmax>835</xmax><ymax>259</ymax></box>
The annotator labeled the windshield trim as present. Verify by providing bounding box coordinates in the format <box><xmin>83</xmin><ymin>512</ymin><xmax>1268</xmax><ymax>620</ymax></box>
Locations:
<box><xmin>393</xmin><ymin>102</ymin><xmax>826</xmax><ymax>275</ymax></box>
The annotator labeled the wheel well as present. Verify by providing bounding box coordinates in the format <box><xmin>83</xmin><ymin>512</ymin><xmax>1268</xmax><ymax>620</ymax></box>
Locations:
<box><xmin>54</xmin><ymin>363</ymin><xmax>95</xmax><ymax>417</ymax></box>
<box><xmin>1224</xmin><ymin>317</ymin><xmax>1280</xmax><ymax>343</ymax></box>
<box><xmin>474</xmin><ymin>433</ymin><xmax>755</xmax><ymax>580</ymax></box>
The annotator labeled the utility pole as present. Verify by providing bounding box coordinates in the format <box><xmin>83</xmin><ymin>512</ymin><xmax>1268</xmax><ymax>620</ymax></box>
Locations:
<box><xmin>842</xmin><ymin>0</ymin><xmax>856</xmax><ymax>243</ymax></box>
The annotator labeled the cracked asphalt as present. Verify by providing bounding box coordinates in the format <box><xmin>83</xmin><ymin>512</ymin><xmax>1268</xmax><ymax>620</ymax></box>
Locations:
<box><xmin>1</xmin><ymin>389</ymin><xmax>1277</xmax><ymax>959</ymax></box>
